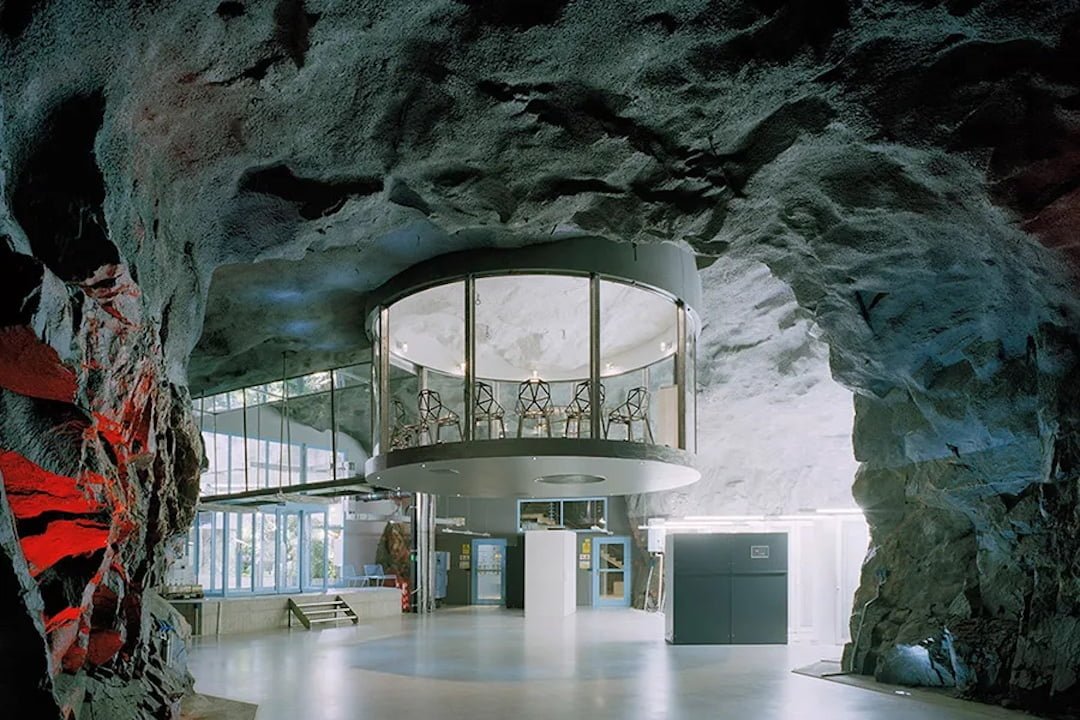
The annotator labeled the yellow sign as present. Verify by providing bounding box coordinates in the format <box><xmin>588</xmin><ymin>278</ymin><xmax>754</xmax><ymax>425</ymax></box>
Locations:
<box><xmin>582</xmin><ymin>538</ymin><xmax>592</xmax><ymax>554</ymax></box>
<box><xmin>462</xmin><ymin>544</ymin><xmax>470</xmax><ymax>554</ymax></box>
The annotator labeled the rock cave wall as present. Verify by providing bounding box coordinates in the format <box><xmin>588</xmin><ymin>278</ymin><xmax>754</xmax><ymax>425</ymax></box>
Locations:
<box><xmin>1</xmin><ymin>0</ymin><xmax>1079</xmax><ymax>717</ymax></box>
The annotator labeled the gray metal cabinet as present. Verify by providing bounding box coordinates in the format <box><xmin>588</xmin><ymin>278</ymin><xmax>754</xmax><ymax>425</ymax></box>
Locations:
<box><xmin>665</xmin><ymin>532</ymin><xmax>788</xmax><ymax>645</ymax></box>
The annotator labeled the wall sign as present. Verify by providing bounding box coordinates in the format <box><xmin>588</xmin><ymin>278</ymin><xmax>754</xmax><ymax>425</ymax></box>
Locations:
<box><xmin>750</xmin><ymin>545</ymin><xmax>770</xmax><ymax>559</ymax></box>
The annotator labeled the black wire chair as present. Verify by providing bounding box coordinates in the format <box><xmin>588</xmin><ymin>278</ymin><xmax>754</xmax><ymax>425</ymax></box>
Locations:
<box><xmin>606</xmin><ymin>386</ymin><xmax>654</xmax><ymax>443</ymax></box>
<box><xmin>417</xmin><ymin>389</ymin><xmax>463</xmax><ymax>444</ymax></box>
<box><xmin>516</xmin><ymin>378</ymin><xmax>554</xmax><ymax>438</ymax></box>
<box><xmin>564</xmin><ymin>380</ymin><xmax>605</xmax><ymax>438</ymax></box>
<box><xmin>389</xmin><ymin>399</ymin><xmax>421</xmax><ymax>450</ymax></box>
<box><xmin>474</xmin><ymin>381</ymin><xmax>506</xmax><ymax>439</ymax></box>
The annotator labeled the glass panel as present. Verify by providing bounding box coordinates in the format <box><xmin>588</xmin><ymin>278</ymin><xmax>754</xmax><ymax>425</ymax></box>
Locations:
<box><xmin>561</xmin><ymin>499</ymin><xmax>605</xmax><ymax>531</ymax></box>
<box><xmin>600</xmin><ymin>280</ymin><xmax>677</xmax><ymax>444</ymax></box>
<box><xmin>601</xmin><ymin>571</ymin><xmax>625</xmax><ymax>600</ymax></box>
<box><xmin>599</xmin><ymin>542</ymin><xmax>624</xmax><ymax>570</ymax></box>
<box><xmin>239</xmin><ymin>513</ymin><xmax>254</xmax><ymax>590</ymax></box>
<box><xmin>332</xmin><ymin>383</ymin><xmax>369</xmax><ymax>478</ymax></box>
<box><xmin>685</xmin><ymin>311</ymin><xmax>697</xmax><ymax>453</ymax></box>
<box><xmin>474</xmin><ymin>275</ymin><xmax>589</xmax><ymax>440</ymax></box>
<box><xmin>519</xmin><ymin>501</ymin><xmax>559</xmax><ymax>530</ymax></box>
<box><xmin>281</xmin><ymin>512</ymin><xmax>300</xmax><ymax>590</ymax></box>
<box><xmin>419</xmin><ymin>368</ymin><xmax>465</xmax><ymax>444</ymax></box>
<box><xmin>254</xmin><ymin>512</ymin><xmax>277</xmax><ymax>592</ymax></box>
<box><xmin>210</xmin><ymin>512</ymin><xmax>225</xmax><ymax>592</ymax></box>
<box><xmin>266</xmin><ymin>440</ymin><xmax>290</xmax><ymax>489</ymax></box>
<box><xmin>226</xmin><ymin>514</ymin><xmax>245</xmax><ymax>592</ymax></box>
<box><xmin>244</xmin><ymin>388</ymin><xmax>266</xmax><ymax>491</ymax></box>
<box><xmin>196</xmin><ymin>512</ymin><xmax>215</xmax><ymax>591</ymax></box>
<box><xmin>648</xmin><ymin>351</ymin><xmax>677</xmax><ymax>448</ymax></box>
<box><xmin>285</xmin><ymin>371</ymin><xmax>331</xmax><ymax>398</ymax></box>
<box><xmin>387</xmin><ymin>362</ymin><xmax>420</xmax><ymax>449</ymax></box>
<box><xmin>474</xmin><ymin>543</ymin><xmax>503</xmax><ymax>601</ymax></box>
<box><xmin>327</xmin><ymin>501</ymin><xmax>345</xmax><ymax>586</ymax></box>
<box><xmin>372</xmin><ymin>311</ymin><xmax>383</xmax><ymax>455</ymax></box>
<box><xmin>283</xmin><ymin>384</ymin><xmax>334</xmax><ymax>484</ymax></box>
<box><xmin>229</xmin><ymin>435</ymin><xmax>246</xmax><ymax>493</ymax></box>
<box><xmin>333</xmin><ymin>363</ymin><xmax>370</xmax><ymax>389</ymax></box>
<box><xmin>197</xmin><ymin>397</ymin><xmax>248</xmax><ymax>495</ymax></box>
<box><xmin>210</xmin><ymin>431</ymin><xmax>231</xmax><ymax>495</ymax></box>
<box><xmin>389</xmin><ymin>281</ymin><xmax>465</xmax><ymax>447</ymax></box>
<box><xmin>305</xmin><ymin>447</ymin><xmax>334</xmax><ymax>484</ymax></box>
<box><xmin>306</xmin><ymin>512</ymin><xmax>327</xmax><ymax>590</ymax></box>
<box><xmin>199</xmin><ymin>425</ymin><xmax>217</xmax><ymax>496</ymax></box>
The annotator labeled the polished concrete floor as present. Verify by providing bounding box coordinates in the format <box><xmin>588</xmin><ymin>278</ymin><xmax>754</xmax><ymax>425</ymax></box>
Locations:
<box><xmin>187</xmin><ymin>608</ymin><xmax>1019</xmax><ymax>720</ymax></box>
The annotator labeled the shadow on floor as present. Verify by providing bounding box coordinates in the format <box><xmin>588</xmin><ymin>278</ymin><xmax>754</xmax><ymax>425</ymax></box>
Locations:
<box><xmin>181</xmin><ymin>693</ymin><xmax>258</xmax><ymax>720</ymax></box>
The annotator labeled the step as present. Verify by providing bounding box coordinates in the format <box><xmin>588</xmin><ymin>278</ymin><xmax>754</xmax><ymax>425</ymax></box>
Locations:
<box><xmin>309</xmin><ymin>616</ymin><xmax>357</xmax><ymax>624</ymax></box>
<box><xmin>295</xmin><ymin>601</ymin><xmax>346</xmax><ymax>608</ymax></box>
<box><xmin>303</xmin><ymin>608</ymin><xmax>352</xmax><ymax>617</ymax></box>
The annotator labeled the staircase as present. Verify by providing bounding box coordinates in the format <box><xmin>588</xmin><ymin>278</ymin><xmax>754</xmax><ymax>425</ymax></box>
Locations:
<box><xmin>288</xmin><ymin>596</ymin><xmax>359</xmax><ymax>629</ymax></box>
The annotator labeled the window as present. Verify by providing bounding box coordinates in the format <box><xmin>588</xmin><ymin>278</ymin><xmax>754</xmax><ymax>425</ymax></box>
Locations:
<box><xmin>517</xmin><ymin>498</ymin><xmax>607</xmax><ymax>532</ymax></box>
<box><xmin>194</xmin><ymin>367</ymin><xmax>363</xmax><ymax>499</ymax></box>
<box><xmin>187</xmin><ymin>500</ymin><xmax>347</xmax><ymax>596</ymax></box>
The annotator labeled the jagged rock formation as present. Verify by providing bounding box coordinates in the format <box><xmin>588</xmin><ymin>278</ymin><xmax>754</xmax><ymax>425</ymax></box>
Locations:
<box><xmin>2</xmin><ymin>0</ymin><xmax>1079</xmax><ymax>717</ymax></box>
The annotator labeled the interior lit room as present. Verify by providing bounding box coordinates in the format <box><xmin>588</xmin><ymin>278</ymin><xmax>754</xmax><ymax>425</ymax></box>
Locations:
<box><xmin>1</xmin><ymin>2</ymin><xmax>1078</xmax><ymax>719</ymax></box>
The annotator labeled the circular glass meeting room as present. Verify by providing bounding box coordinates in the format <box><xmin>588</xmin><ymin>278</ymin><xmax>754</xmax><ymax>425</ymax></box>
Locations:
<box><xmin>364</xmin><ymin>238</ymin><xmax>701</xmax><ymax>497</ymax></box>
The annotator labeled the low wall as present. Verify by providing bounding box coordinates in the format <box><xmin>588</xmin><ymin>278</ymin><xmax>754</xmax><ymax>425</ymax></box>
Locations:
<box><xmin>171</xmin><ymin>587</ymin><xmax>401</xmax><ymax>636</ymax></box>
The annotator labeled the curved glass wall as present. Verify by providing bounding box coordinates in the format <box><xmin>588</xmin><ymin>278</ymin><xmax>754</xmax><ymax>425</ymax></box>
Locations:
<box><xmin>371</xmin><ymin>273</ymin><xmax>698</xmax><ymax>452</ymax></box>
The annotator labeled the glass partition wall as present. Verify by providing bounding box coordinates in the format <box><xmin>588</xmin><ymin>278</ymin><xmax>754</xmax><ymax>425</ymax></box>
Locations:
<box><xmin>193</xmin><ymin>367</ymin><xmax>369</xmax><ymax>497</ymax></box>
<box><xmin>372</xmin><ymin>273</ymin><xmax>698</xmax><ymax>451</ymax></box>
<box><xmin>189</xmin><ymin>503</ymin><xmax>344</xmax><ymax>597</ymax></box>
<box><xmin>191</xmin><ymin>367</ymin><xmax>364</xmax><ymax>596</ymax></box>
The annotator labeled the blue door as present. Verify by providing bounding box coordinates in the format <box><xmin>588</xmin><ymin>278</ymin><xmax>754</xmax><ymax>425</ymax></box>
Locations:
<box><xmin>471</xmin><ymin>538</ymin><xmax>506</xmax><ymax>605</ymax></box>
<box><xmin>592</xmin><ymin>537</ymin><xmax>631</xmax><ymax>607</ymax></box>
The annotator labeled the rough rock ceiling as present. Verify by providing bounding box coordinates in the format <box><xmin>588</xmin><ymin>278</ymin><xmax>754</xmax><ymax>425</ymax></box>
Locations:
<box><xmin>66</xmin><ymin>0</ymin><xmax>1069</xmax><ymax>394</ymax></box>
<box><xmin>1</xmin><ymin>0</ymin><xmax>1080</xmax><ymax>717</ymax></box>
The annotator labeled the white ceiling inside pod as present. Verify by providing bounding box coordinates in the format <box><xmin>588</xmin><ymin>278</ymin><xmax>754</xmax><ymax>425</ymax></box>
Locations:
<box><xmin>387</xmin><ymin>276</ymin><xmax>678</xmax><ymax>381</ymax></box>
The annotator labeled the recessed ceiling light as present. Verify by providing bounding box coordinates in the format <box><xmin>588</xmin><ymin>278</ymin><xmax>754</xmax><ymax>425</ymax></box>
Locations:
<box><xmin>535</xmin><ymin>474</ymin><xmax>606</xmax><ymax>485</ymax></box>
